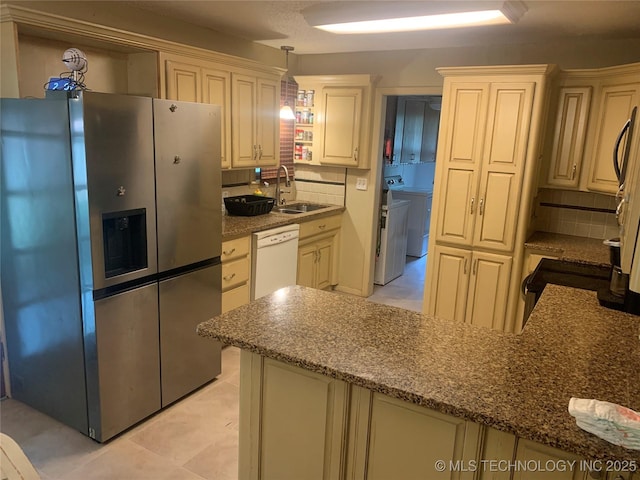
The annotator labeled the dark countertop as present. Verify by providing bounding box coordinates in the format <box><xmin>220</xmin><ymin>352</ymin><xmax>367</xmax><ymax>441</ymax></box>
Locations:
<box><xmin>197</xmin><ymin>284</ymin><xmax>640</xmax><ymax>462</ymax></box>
<box><xmin>525</xmin><ymin>231</ymin><xmax>611</xmax><ymax>267</ymax></box>
<box><xmin>222</xmin><ymin>205</ymin><xmax>345</xmax><ymax>240</ymax></box>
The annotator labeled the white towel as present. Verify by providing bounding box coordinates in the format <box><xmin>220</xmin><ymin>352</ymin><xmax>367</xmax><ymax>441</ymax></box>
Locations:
<box><xmin>568</xmin><ymin>397</ymin><xmax>640</xmax><ymax>450</ymax></box>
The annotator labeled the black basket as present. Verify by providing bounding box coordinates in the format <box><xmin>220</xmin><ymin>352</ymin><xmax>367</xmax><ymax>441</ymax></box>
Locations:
<box><xmin>224</xmin><ymin>195</ymin><xmax>276</xmax><ymax>216</ymax></box>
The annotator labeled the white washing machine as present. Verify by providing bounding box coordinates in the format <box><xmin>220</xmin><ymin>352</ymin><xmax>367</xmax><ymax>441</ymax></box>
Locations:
<box><xmin>374</xmin><ymin>199</ymin><xmax>410</xmax><ymax>285</ymax></box>
<box><xmin>385</xmin><ymin>175</ymin><xmax>432</xmax><ymax>257</ymax></box>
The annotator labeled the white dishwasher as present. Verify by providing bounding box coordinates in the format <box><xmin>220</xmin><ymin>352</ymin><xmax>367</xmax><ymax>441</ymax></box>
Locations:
<box><xmin>251</xmin><ymin>223</ymin><xmax>300</xmax><ymax>300</ymax></box>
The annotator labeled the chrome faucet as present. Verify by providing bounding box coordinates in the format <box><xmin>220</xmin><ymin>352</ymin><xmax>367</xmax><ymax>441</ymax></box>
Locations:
<box><xmin>276</xmin><ymin>165</ymin><xmax>291</xmax><ymax>205</ymax></box>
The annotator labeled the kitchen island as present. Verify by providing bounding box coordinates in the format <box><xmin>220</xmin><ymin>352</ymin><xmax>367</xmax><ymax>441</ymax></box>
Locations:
<box><xmin>197</xmin><ymin>284</ymin><xmax>640</xmax><ymax>479</ymax></box>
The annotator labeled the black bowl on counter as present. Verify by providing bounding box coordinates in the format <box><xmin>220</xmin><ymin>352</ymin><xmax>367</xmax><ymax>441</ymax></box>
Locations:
<box><xmin>224</xmin><ymin>195</ymin><xmax>275</xmax><ymax>216</ymax></box>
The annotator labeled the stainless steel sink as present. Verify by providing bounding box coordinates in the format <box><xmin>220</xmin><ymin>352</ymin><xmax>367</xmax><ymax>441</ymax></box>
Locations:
<box><xmin>277</xmin><ymin>203</ymin><xmax>329</xmax><ymax>214</ymax></box>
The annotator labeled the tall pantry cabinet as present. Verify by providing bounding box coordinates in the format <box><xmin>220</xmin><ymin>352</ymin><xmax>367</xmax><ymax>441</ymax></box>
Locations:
<box><xmin>424</xmin><ymin>65</ymin><xmax>556</xmax><ymax>332</ymax></box>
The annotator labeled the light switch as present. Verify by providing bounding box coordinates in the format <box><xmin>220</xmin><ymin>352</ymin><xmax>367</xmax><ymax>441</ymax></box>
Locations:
<box><xmin>356</xmin><ymin>177</ymin><xmax>368</xmax><ymax>191</ymax></box>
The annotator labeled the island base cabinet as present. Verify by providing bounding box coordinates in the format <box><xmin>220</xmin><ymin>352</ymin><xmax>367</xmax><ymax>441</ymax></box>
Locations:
<box><xmin>347</xmin><ymin>387</ymin><xmax>481</xmax><ymax>480</ymax></box>
<box><xmin>238</xmin><ymin>352</ymin><xmax>608</xmax><ymax>480</ymax></box>
<box><xmin>239</xmin><ymin>351</ymin><xmax>349</xmax><ymax>480</ymax></box>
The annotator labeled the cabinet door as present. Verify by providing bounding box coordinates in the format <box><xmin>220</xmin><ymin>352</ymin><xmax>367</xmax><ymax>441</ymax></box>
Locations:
<box><xmin>255</xmin><ymin>77</ymin><xmax>279</xmax><ymax>166</ymax></box>
<box><xmin>315</xmin><ymin>238</ymin><xmax>334</xmax><ymax>290</ymax></box>
<box><xmin>241</xmin><ymin>354</ymin><xmax>349</xmax><ymax>480</ymax></box>
<box><xmin>546</xmin><ymin>86</ymin><xmax>592</xmax><ymax>188</ymax></box>
<box><xmin>202</xmin><ymin>68</ymin><xmax>232</xmax><ymax>169</ymax></box>
<box><xmin>165</xmin><ymin>60</ymin><xmax>201</xmax><ymax>103</ymax></box>
<box><xmin>297</xmin><ymin>243</ymin><xmax>317</xmax><ymax>288</ymax></box>
<box><xmin>473</xmin><ymin>83</ymin><xmax>535</xmax><ymax>252</ymax></box>
<box><xmin>364</xmin><ymin>393</ymin><xmax>479</xmax><ymax>480</ymax></box>
<box><xmin>318</xmin><ymin>87</ymin><xmax>363</xmax><ymax>166</ymax></box>
<box><xmin>587</xmin><ymin>83</ymin><xmax>640</xmax><ymax>193</ymax></box>
<box><xmin>399</xmin><ymin>98</ymin><xmax>426</xmax><ymax>163</ymax></box>
<box><xmin>231</xmin><ymin>73</ymin><xmax>258</xmax><ymax>168</ymax></box>
<box><xmin>465</xmin><ymin>251</ymin><xmax>512</xmax><ymax>331</ymax></box>
<box><xmin>435</xmin><ymin>83</ymin><xmax>489</xmax><ymax>246</ymax></box>
<box><xmin>429</xmin><ymin>245</ymin><xmax>471</xmax><ymax>322</ymax></box>
<box><xmin>513</xmin><ymin>439</ymin><xmax>588</xmax><ymax>480</ymax></box>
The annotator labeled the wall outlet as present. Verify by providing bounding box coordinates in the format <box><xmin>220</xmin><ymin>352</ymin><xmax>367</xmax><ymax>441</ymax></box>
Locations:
<box><xmin>356</xmin><ymin>177</ymin><xmax>368</xmax><ymax>191</ymax></box>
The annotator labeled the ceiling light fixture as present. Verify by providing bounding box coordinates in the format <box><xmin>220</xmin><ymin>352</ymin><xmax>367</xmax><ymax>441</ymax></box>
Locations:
<box><xmin>304</xmin><ymin>1</ymin><xmax>526</xmax><ymax>35</ymax></box>
<box><xmin>280</xmin><ymin>46</ymin><xmax>296</xmax><ymax>121</ymax></box>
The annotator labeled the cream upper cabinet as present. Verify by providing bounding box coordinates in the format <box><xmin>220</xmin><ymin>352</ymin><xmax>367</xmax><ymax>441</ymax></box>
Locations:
<box><xmin>165</xmin><ymin>60</ymin><xmax>200</xmax><ymax>102</ymax></box>
<box><xmin>202</xmin><ymin>68</ymin><xmax>232</xmax><ymax>169</ymax></box>
<box><xmin>539</xmin><ymin>63</ymin><xmax>640</xmax><ymax>193</ymax></box>
<box><xmin>231</xmin><ymin>74</ymin><xmax>279</xmax><ymax>168</ymax></box>
<box><xmin>295</xmin><ymin>75</ymin><xmax>378</xmax><ymax>169</ymax></box>
<box><xmin>318</xmin><ymin>86</ymin><xmax>363</xmax><ymax>166</ymax></box>
<box><xmin>435</xmin><ymin>83</ymin><xmax>488</xmax><ymax>246</ymax></box>
<box><xmin>586</xmin><ymin>82</ymin><xmax>640</xmax><ymax>193</ymax></box>
<box><xmin>545</xmin><ymin>86</ymin><xmax>592</xmax><ymax>189</ymax></box>
<box><xmin>161</xmin><ymin>53</ymin><xmax>281</xmax><ymax>170</ymax></box>
<box><xmin>436</xmin><ymin>81</ymin><xmax>535</xmax><ymax>253</ymax></box>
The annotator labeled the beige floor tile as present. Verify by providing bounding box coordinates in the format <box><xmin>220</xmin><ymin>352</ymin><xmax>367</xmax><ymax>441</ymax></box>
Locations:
<box><xmin>129</xmin><ymin>381</ymin><xmax>239</xmax><ymax>466</ymax></box>
<box><xmin>61</xmin><ymin>440</ymin><xmax>206</xmax><ymax>480</ymax></box>
<box><xmin>368</xmin><ymin>255</ymin><xmax>427</xmax><ymax>312</ymax></box>
<box><xmin>182</xmin><ymin>428</ymin><xmax>239</xmax><ymax>480</ymax></box>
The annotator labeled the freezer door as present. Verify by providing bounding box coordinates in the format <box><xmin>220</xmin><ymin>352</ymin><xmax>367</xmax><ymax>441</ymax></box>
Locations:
<box><xmin>153</xmin><ymin>99</ymin><xmax>222</xmax><ymax>271</ymax></box>
<box><xmin>159</xmin><ymin>264</ymin><xmax>222</xmax><ymax>407</ymax></box>
<box><xmin>77</xmin><ymin>92</ymin><xmax>158</xmax><ymax>289</ymax></box>
<box><xmin>89</xmin><ymin>283</ymin><xmax>161</xmax><ymax>441</ymax></box>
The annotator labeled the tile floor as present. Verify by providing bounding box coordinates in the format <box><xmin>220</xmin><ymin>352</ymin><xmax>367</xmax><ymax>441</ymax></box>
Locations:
<box><xmin>367</xmin><ymin>254</ymin><xmax>427</xmax><ymax>312</ymax></box>
<box><xmin>0</xmin><ymin>255</ymin><xmax>426</xmax><ymax>479</ymax></box>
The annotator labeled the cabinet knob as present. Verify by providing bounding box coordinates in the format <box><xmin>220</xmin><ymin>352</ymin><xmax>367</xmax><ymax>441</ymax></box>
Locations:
<box><xmin>470</xmin><ymin>197</ymin><xmax>475</xmax><ymax>214</ymax></box>
<box><xmin>223</xmin><ymin>273</ymin><xmax>236</xmax><ymax>282</ymax></box>
<box><xmin>571</xmin><ymin>163</ymin><xmax>577</xmax><ymax>180</ymax></box>
<box><xmin>479</xmin><ymin>198</ymin><xmax>485</xmax><ymax>216</ymax></box>
<box><xmin>223</xmin><ymin>248</ymin><xmax>236</xmax><ymax>256</ymax></box>
<box><xmin>354</xmin><ymin>147</ymin><xmax>358</xmax><ymax>161</ymax></box>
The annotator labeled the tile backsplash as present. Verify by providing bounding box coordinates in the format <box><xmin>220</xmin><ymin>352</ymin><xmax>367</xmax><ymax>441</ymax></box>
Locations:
<box><xmin>534</xmin><ymin>188</ymin><xmax>620</xmax><ymax>240</ymax></box>
<box><xmin>293</xmin><ymin>164</ymin><xmax>346</xmax><ymax>206</ymax></box>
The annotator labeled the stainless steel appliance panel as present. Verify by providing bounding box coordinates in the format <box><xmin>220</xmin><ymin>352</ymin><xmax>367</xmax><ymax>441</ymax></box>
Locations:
<box><xmin>0</xmin><ymin>97</ymin><xmax>89</xmax><ymax>433</ymax></box>
<box><xmin>90</xmin><ymin>283</ymin><xmax>161</xmax><ymax>441</ymax></box>
<box><xmin>159</xmin><ymin>264</ymin><xmax>222</xmax><ymax>407</ymax></box>
<box><xmin>153</xmin><ymin>99</ymin><xmax>222</xmax><ymax>271</ymax></box>
<box><xmin>78</xmin><ymin>92</ymin><xmax>158</xmax><ymax>289</ymax></box>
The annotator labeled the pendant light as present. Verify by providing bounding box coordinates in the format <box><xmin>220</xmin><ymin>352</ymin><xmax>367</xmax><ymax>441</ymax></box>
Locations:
<box><xmin>280</xmin><ymin>46</ymin><xmax>296</xmax><ymax>120</ymax></box>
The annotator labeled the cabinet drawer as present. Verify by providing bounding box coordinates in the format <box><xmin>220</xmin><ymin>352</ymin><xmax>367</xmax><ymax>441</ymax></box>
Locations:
<box><xmin>222</xmin><ymin>257</ymin><xmax>249</xmax><ymax>291</ymax></box>
<box><xmin>222</xmin><ymin>236</ymin><xmax>250</xmax><ymax>262</ymax></box>
<box><xmin>222</xmin><ymin>284</ymin><xmax>250</xmax><ymax>313</ymax></box>
<box><xmin>299</xmin><ymin>215</ymin><xmax>341</xmax><ymax>240</ymax></box>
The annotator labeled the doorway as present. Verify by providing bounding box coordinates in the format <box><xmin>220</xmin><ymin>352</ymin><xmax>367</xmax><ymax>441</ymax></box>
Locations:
<box><xmin>369</xmin><ymin>90</ymin><xmax>442</xmax><ymax>312</ymax></box>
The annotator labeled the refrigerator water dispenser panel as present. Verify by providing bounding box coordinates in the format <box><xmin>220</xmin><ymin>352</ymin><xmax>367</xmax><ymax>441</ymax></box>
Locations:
<box><xmin>102</xmin><ymin>208</ymin><xmax>148</xmax><ymax>278</ymax></box>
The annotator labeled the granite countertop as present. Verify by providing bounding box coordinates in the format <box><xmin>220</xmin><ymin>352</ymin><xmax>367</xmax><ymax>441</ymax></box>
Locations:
<box><xmin>197</xmin><ymin>285</ymin><xmax>640</xmax><ymax>462</ymax></box>
<box><xmin>222</xmin><ymin>205</ymin><xmax>345</xmax><ymax>240</ymax></box>
<box><xmin>525</xmin><ymin>231</ymin><xmax>611</xmax><ymax>267</ymax></box>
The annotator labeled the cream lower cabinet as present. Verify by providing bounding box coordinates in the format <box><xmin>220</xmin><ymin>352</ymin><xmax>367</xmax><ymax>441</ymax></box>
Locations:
<box><xmin>430</xmin><ymin>245</ymin><xmax>512</xmax><ymax>331</ymax></box>
<box><xmin>297</xmin><ymin>214</ymin><xmax>341</xmax><ymax>290</ymax></box>
<box><xmin>221</xmin><ymin>236</ymin><xmax>251</xmax><ymax>313</ymax></box>
<box><xmin>239</xmin><ymin>351</ymin><xmax>349</xmax><ymax>480</ymax></box>
<box><xmin>240</xmin><ymin>351</ymin><xmax>596</xmax><ymax>480</ymax></box>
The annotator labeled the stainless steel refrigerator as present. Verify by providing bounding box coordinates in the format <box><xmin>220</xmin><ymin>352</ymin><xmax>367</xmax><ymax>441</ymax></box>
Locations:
<box><xmin>1</xmin><ymin>91</ymin><xmax>222</xmax><ymax>442</ymax></box>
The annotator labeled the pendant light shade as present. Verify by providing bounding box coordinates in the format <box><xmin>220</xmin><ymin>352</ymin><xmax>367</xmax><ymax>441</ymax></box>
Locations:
<box><xmin>280</xmin><ymin>46</ymin><xmax>296</xmax><ymax>120</ymax></box>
